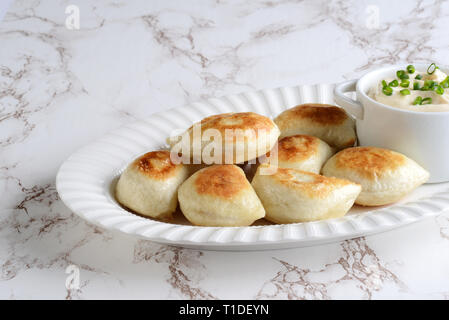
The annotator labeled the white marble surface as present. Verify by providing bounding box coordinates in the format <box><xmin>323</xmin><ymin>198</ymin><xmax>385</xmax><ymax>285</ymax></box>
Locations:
<box><xmin>1</xmin><ymin>0</ymin><xmax>449</xmax><ymax>300</ymax></box>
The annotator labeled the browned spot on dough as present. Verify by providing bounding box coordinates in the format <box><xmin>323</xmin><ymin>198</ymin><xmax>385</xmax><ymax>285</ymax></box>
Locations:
<box><xmin>289</xmin><ymin>104</ymin><xmax>348</xmax><ymax>125</ymax></box>
<box><xmin>194</xmin><ymin>165</ymin><xmax>249</xmax><ymax>198</ymax></box>
<box><xmin>276</xmin><ymin>104</ymin><xmax>349</xmax><ymax>129</ymax></box>
<box><xmin>270</xmin><ymin>166</ymin><xmax>355</xmax><ymax>199</ymax></box>
<box><xmin>192</xmin><ymin>112</ymin><xmax>274</xmax><ymax>138</ymax></box>
<box><xmin>134</xmin><ymin>151</ymin><xmax>179</xmax><ymax>180</ymax></box>
<box><xmin>334</xmin><ymin>147</ymin><xmax>406</xmax><ymax>180</ymax></box>
<box><xmin>277</xmin><ymin>135</ymin><xmax>320</xmax><ymax>161</ymax></box>
<box><xmin>344</xmin><ymin>138</ymin><xmax>356</xmax><ymax>148</ymax></box>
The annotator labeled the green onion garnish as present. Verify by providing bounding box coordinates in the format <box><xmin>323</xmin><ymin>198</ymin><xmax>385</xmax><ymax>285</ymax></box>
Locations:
<box><xmin>422</xmin><ymin>80</ymin><xmax>436</xmax><ymax>90</ymax></box>
<box><xmin>427</xmin><ymin>63</ymin><xmax>438</xmax><ymax>75</ymax></box>
<box><xmin>382</xmin><ymin>80</ymin><xmax>388</xmax><ymax>88</ymax></box>
<box><xmin>413</xmin><ymin>82</ymin><xmax>420</xmax><ymax>90</ymax></box>
<box><xmin>382</xmin><ymin>86</ymin><xmax>393</xmax><ymax>96</ymax></box>
<box><xmin>415</xmin><ymin>74</ymin><xmax>423</xmax><ymax>80</ymax></box>
<box><xmin>389</xmin><ymin>80</ymin><xmax>398</xmax><ymax>87</ymax></box>
<box><xmin>435</xmin><ymin>85</ymin><xmax>444</xmax><ymax>95</ymax></box>
<box><xmin>440</xmin><ymin>76</ymin><xmax>449</xmax><ymax>88</ymax></box>
<box><xmin>400</xmin><ymin>80</ymin><xmax>410</xmax><ymax>88</ymax></box>
<box><xmin>422</xmin><ymin>97</ymin><xmax>432</xmax><ymax>105</ymax></box>
<box><xmin>407</xmin><ymin>65</ymin><xmax>415</xmax><ymax>74</ymax></box>
<box><xmin>400</xmin><ymin>89</ymin><xmax>411</xmax><ymax>96</ymax></box>
<box><xmin>396</xmin><ymin>70</ymin><xmax>409</xmax><ymax>80</ymax></box>
<box><xmin>413</xmin><ymin>96</ymin><xmax>423</xmax><ymax>105</ymax></box>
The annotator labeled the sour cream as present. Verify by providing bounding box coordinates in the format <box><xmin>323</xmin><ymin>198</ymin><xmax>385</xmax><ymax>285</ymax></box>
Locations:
<box><xmin>370</xmin><ymin>68</ymin><xmax>449</xmax><ymax>112</ymax></box>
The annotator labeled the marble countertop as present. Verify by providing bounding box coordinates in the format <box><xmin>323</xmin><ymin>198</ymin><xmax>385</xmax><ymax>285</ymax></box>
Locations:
<box><xmin>1</xmin><ymin>0</ymin><xmax>449</xmax><ymax>300</ymax></box>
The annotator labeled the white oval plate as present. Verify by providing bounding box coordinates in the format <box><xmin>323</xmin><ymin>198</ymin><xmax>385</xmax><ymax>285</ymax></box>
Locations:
<box><xmin>56</xmin><ymin>84</ymin><xmax>449</xmax><ymax>251</ymax></box>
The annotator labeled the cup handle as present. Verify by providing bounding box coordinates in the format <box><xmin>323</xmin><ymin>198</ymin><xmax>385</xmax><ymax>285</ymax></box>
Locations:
<box><xmin>334</xmin><ymin>79</ymin><xmax>364</xmax><ymax>120</ymax></box>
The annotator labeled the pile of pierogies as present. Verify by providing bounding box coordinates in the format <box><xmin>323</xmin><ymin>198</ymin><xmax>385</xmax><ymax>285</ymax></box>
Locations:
<box><xmin>115</xmin><ymin>104</ymin><xmax>429</xmax><ymax>227</ymax></box>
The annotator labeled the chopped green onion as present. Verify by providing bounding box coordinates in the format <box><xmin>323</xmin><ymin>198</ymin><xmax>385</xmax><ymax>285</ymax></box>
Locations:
<box><xmin>413</xmin><ymin>82</ymin><xmax>420</xmax><ymax>90</ymax></box>
<box><xmin>382</xmin><ymin>86</ymin><xmax>393</xmax><ymax>96</ymax></box>
<box><xmin>427</xmin><ymin>63</ymin><xmax>438</xmax><ymax>75</ymax></box>
<box><xmin>396</xmin><ymin>70</ymin><xmax>409</xmax><ymax>79</ymax></box>
<box><xmin>422</xmin><ymin>97</ymin><xmax>432</xmax><ymax>105</ymax></box>
<box><xmin>413</xmin><ymin>96</ymin><xmax>423</xmax><ymax>105</ymax></box>
<box><xmin>389</xmin><ymin>80</ymin><xmax>399</xmax><ymax>87</ymax></box>
<box><xmin>435</xmin><ymin>85</ymin><xmax>444</xmax><ymax>95</ymax></box>
<box><xmin>400</xmin><ymin>89</ymin><xmax>411</xmax><ymax>96</ymax></box>
<box><xmin>400</xmin><ymin>80</ymin><xmax>410</xmax><ymax>88</ymax></box>
<box><xmin>407</xmin><ymin>65</ymin><xmax>415</xmax><ymax>74</ymax></box>
<box><xmin>415</xmin><ymin>74</ymin><xmax>423</xmax><ymax>80</ymax></box>
<box><xmin>440</xmin><ymin>76</ymin><xmax>449</xmax><ymax>88</ymax></box>
<box><xmin>382</xmin><ymin>80</ymin><xmax>388</xmax><ymax>88</ymax></box>
<box><xmin>422</xmin><ymin>80</ymin><xmax>436</xmax><ymax>90</ymax></box>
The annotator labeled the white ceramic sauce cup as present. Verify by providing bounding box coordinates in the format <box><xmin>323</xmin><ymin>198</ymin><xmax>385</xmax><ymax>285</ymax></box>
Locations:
<box><xmin>334</xmin><ymin>64</ymin><xmax>449</xmax><ymax>183</ymax></box>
